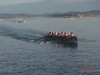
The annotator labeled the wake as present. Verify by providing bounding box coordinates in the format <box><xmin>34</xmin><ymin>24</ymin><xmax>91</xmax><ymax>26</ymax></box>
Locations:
<box><xmin>0</xmin><ymin>24</ymin><xmax>46</xmax><ymax>43</ymax></box>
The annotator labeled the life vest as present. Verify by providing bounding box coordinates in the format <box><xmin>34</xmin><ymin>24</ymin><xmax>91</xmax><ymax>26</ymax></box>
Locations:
<box><xmin>71</xmin><ymin>34</ymin><xmax>74</xmax><ymax>36</ymax></box>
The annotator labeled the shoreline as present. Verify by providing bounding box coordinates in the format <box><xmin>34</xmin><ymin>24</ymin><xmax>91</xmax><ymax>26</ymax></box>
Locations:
<box><xmin>1</xmin><ymin>16</ymin><xmax>100</xmax><ymax>20</ymax></box>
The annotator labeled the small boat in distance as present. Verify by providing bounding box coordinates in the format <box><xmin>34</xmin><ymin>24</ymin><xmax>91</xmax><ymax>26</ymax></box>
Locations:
<box><xmin>0</xmin><ymin>18</ymin><xmax>2</xmax><ymax>20</ymax></box>
<box><xmin>16</xmin><ymin>20</ymin><xmax>25</xmax><ymax>23</ymax></box>
<box><xmin>16</xmin><ymin>19</ymin><xmax>25</xmax><ymax>23</ymax></box>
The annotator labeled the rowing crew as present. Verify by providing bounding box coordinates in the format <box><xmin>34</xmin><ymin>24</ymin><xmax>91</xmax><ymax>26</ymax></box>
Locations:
<box><xmin>48</xmin><ymin>31</ymin><xmax>74</xmax><ymax>37</ymax></box>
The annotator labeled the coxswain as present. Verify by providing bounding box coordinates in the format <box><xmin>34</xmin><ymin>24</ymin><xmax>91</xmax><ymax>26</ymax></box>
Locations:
<box><xmin>48</xmin><ymin>31</ymin><xmax>53</xmax><ymax>36</ymax></box>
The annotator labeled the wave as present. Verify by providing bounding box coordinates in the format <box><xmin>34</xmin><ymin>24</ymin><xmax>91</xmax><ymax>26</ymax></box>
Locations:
<box><xmin>77</xmin><ymin>38</ymin><xmax>95</xmax><ymax>42</ymax></box>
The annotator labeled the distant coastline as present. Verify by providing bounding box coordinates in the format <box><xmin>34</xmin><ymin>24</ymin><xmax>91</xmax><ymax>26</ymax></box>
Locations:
<box><xmin>0</xmin><ymin>10</ymin><xmax>100</xmax><ymax>19</ymax></box>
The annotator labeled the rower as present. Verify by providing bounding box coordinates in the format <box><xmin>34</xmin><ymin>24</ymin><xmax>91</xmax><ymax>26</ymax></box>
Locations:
<box><xmin>58</xmin><ymin>32</ymin><xmax>61</xmax><ymax>37</ymax></box>
<box><xmin>68</xmin><ymin>32</ymin><xmax>71</xmax><ymax>37</ymax></box>
<box><xmin>65</xmin><ymin>33</ymin><xmax>68</xmax><ymax>37</ymax></box>
<box><xmin>70</xmin><ymin>32</ymin><xmax>74</xmax><ymax>36</ymax></box>
<box><xmin>55</xmin><ymin>32</ymin><xmax>58</xmax><ymax>36</ymax></box>
<box><xmin>61</xmin><ymin>32</ymin><xmax>65</xmax><ymax>37</ymax></box>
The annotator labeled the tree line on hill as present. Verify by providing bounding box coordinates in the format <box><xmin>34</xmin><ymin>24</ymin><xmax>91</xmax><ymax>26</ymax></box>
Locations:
<box><xmin>0</xmin><ymin>10</ymin><xmax>100</xmax><ymax>19</ymax></box>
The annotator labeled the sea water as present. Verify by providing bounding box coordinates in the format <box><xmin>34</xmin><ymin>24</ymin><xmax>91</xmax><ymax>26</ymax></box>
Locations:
<box><xmin>0</xmin><ymin>17</ymin><xmax>100</xmax><ymax>75</ymax></box>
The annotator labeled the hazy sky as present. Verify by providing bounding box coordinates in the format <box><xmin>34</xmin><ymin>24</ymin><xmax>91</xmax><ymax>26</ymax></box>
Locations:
<box><xmin>0</xmin><ymin>0</ymin><xmax>42</xmax><ymax>6</ymax></box>
<box><xmin>0</xmin><ymin>0</ymin><xmax>98</xmax><ymax>6</ymax></box>
<box><xmin>0</xmin><ymin>0</ymin><xmax>100</xmax><ymax>14</ymax></box>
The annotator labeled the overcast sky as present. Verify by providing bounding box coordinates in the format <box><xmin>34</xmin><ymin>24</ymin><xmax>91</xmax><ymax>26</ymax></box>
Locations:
<box><xmin>0</xmin><ymin>0</ymin><xmax>42</xmax><ymax>6</ymax></box>
<box><xmin>0</xmin><ymin>0</ymin><xmax>100</xmax><ymax>14</ymax></box>
<box><xmin>0</xmin><ymin>0</ymin><xmax>99</xmax><ymax>6</ymax></box>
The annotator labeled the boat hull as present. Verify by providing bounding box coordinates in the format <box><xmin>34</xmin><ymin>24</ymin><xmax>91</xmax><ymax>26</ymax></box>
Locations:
<box><xmin>44</xmin><ymin>36</ymin><xmax>78</xmax><ymax>44</ymax></box>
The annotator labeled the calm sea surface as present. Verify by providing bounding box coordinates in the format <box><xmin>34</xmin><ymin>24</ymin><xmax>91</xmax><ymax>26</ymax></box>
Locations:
<box><xmin>0</xmin><ymin>17</ymin><xmax>100</xmax><ymax>75</ymax></box>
